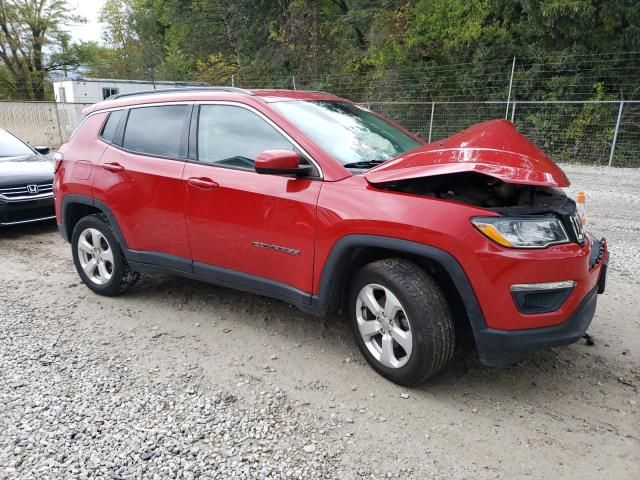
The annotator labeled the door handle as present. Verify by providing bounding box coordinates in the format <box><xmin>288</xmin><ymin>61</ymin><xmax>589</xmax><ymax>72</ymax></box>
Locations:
<box><xmin>103</xmin><ymin>162</ymin><xmax>124</xmax><ymax>172</ymax></box>
<box><xmin>187</xmin><ymin>177</ymin><xmax>219</xmax><ymax>190</ymax></box>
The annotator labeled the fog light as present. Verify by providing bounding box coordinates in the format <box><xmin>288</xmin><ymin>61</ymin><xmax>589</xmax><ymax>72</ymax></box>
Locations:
<box><xmin>510</xmin><ymin>281</ymin><xmax>576</xmax><ymax>292</ymax></box>
<box><xmin>511</xmin><ymin>281</ymin><xmax>576</xmax><ymax>314</ymax></box>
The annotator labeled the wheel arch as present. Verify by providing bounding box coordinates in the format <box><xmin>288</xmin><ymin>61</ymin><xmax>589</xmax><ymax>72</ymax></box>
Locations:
<box><xmin>312</xmin><ymin>235</ymin><xmax>485</xmax><ymax>342</ymax></box>
<box><xmin>60</xmin><ymin>194</ymin><xmax>127</xmax><ymax>249</ymax></box>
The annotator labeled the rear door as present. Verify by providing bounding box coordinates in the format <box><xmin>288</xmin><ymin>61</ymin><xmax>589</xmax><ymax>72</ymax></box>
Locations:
<box><xmin>92</xmin><ymin>104</ymin><xmax>192</xmax><ymax>270</ymax></box>
<box><xmin>182</xmin><ymin>103</ymin><xmax>321</xmax><ymax>300</ymax></box>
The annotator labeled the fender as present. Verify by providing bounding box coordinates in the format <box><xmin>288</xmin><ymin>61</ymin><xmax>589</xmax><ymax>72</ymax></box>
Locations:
<box><xmin>59</xmin><ymin>194</ymin><xmax>128</xmax><ymax>248</ymax></box>
<box><xmin>309</xmin><ymin>235</ymin><xmax>486</xmax><ymax>332</ymax></box>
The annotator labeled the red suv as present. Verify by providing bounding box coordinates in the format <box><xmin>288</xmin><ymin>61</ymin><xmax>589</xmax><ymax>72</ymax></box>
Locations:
<box><xmin>54</xmin><ymin>88</ymin><xmax>608</xmax><ymax>385</ymax></box>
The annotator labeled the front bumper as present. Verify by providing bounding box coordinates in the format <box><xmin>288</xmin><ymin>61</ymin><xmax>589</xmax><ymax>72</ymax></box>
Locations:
<box><xmin>0</xmin><ymin>195</ymin><xmax>55</xmax><ymax>226</ymax></box>
<box><xmin>474</xmin><ymin>237</ymin><xmax>608</xmax><ymax>366</ymax></box>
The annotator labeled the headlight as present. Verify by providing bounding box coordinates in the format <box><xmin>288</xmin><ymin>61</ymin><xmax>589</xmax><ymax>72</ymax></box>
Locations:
<box><xmin>471</xmin><ymin>216</ymin><xmax>569</xmax><ymax>248</ymax></box>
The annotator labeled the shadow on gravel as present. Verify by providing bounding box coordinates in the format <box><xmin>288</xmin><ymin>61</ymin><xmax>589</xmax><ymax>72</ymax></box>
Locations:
<box><xmin>0</xmin><ymin>219</ymin><xmax>57</xmax><ymax>238</ymax></box>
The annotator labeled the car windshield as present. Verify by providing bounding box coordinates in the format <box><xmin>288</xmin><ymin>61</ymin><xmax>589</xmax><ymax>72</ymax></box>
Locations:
<box><xmin>0</xmin><ymin>129</ymin><xmax>34</xmax><ymax>157</ymax></box>
<box><xmin>271</xmin><ymin>100</ymin><xmax>422</xmax><ymax>170</ymax></box>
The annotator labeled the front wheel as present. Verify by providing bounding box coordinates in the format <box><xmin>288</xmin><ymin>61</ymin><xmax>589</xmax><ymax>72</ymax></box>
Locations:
<box><xmin>348</xmin><ymin>258</ymin><xmax>455</xmax><ymax>386</ymax></box>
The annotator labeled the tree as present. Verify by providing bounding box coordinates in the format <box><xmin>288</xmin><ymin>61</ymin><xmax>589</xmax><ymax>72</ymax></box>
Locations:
<box><xmin>0</xmin><ymin>0</ymin><xmax>83</xmax><ymax>99</ymax></box>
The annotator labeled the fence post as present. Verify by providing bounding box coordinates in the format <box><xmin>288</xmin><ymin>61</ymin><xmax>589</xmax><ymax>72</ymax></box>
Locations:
<box><xmin>510</xmin><ymin>101</ymin><xmax>516</xmax><ymax>123</ymax></box>
<box><xmin>292</xmin><ymin>75</ymin><xmax>296</xmax><ymax>90</ymax></box>
<box><xmin>52</xmin><ymin>101</ymin><xmax>64</xmax><ymax>146</ymax></box>
<box><xmin>608</xmin><ymin>100</ymin><xmax>624</xmax><ymax>167</ymax></box>
<box><xmin>231</xmin><ymin>74</ymin><xmax>235</xmax><ymax>87</ymax></box>
<box><xmin>505</xmin><ymin>56</ymin><xmax>516</xmax><ymax>119</ymax></box>
<box><xmin>428</xmin><ymin>102</ymin><xmax>435</xmax><ymax>143</ymax></box>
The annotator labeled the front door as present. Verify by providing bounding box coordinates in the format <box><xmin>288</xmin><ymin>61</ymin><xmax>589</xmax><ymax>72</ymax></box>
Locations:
<box><xmin>183</xmin><ymin>104</ymin><xmax>321</xmax><ymax>301</ymax></box>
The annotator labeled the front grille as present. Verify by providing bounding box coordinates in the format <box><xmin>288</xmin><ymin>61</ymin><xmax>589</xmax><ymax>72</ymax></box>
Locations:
<box><xmin>0</xmin><ymin>182</ymin><xmax>53</xmax><ymax>199</ymax></box>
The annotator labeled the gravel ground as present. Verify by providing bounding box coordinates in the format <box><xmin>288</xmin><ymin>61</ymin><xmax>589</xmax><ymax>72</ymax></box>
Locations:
<box><xmin>0</xmin><ymin>164</ymin><xmax>639</xmax><ymax>479</ymax></box>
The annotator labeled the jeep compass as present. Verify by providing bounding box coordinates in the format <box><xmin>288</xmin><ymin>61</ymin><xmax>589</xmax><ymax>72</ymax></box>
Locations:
<box><xmin>53</xmin><ymin>88</ymin><xmax>608</xmax><ymax>385</ymax></box>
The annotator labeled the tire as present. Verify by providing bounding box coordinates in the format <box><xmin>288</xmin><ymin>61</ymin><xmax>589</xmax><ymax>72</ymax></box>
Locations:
<box><xmin>71</xmin><ymin>214</ymin><xmax>139</xmax><ymax>296</ymax></box>
<box><xmin>348</xmin><ymin>258</ymin><xmax>455</xmax><ymax>386</ymax></box>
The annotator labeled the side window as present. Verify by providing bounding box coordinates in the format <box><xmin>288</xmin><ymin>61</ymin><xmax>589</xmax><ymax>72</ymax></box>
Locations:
<box><xmin>100</xmin><ymin>110</ymin><xmax>124</xmax><ymax>143</ymax></box>
<box><xmin>197</xmin><ymin>105</ymin><xmax>296</xmax><ymax>169</ymax></box>
<box><xmin>122</xmin><ymin>105</ymin><xmax>190</xmax><ymax>158</ymax></box>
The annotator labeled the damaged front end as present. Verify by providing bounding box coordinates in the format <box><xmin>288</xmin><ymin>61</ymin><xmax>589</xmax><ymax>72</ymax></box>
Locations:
<box><xmin>375</xmin><ymin>171</ymin><xmax>585</xmax><ymax>248</ymax></box>
<box><xmin>362</xmin><ymin>119</ymin><xmax>608</xmax><ymax>365</ymax></box>
<box><xmin>365</xmin><ymin>119</ymin><xmax>585</xmax><ymax>247</ymax></box>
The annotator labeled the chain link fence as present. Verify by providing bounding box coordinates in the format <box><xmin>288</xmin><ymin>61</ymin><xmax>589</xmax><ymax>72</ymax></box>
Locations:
<box><xmin>0</xmin><ymin>101</ymin><xmax>90</xmax><ymax>148</ymax></box>
<box><xmin>0</xmin><ymin>99</ymin><xmax>637</xmax><ymax>167</ymax></box>
<box><xmin>365</xmin><ymin>100</ymin><xmax>639</xmax><ymax>167</ymax></box>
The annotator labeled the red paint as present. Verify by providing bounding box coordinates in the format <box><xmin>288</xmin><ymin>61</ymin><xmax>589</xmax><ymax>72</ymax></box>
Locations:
<box><xmin>92</xmin><ymin>145</ymin><xmax>192</xmax><ymax>259</ymax></box>
<box><xmin>255</xmin><ymin>149</ymin><xmax>300</xmax><ymax>171</ymax></box>
<box><xmin>182</xmin><ymin>162</ymin><xmax>320</xmax><ymax>291</ymax></box>
<box><xmin>366</xmin><ymin>120</ymin><xmax>570</xmax><ymax>187</ymax></box>
<box><xmin>56</xmin><ymin>89</ymin><xmax>606</xmax><ymax>337</ymax></box>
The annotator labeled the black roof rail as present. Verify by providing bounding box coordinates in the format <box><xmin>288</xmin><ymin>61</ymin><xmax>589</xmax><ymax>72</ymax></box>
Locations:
<box><xmin>108</xmin><ymin>86</ymin><xmax>254</xmax><ymax>100</ymax></box>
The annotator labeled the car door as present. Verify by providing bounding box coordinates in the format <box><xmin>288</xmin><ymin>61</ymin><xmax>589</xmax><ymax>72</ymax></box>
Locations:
<box><xmin>183</xmin><ymin>103</ymin><xmax>322</xmax><ymax>302</ymax></box>
<box><xmin>92</xmin><ymin>104</ymin><xmax>192</xmax><ymax>270</ymax></box>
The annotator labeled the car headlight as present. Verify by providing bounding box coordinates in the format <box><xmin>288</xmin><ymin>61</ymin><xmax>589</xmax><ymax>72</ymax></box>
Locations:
<box><xmin>471</xmin><ymin>216</ymin><xmax>569</xmax><ymax>248</ymax></box>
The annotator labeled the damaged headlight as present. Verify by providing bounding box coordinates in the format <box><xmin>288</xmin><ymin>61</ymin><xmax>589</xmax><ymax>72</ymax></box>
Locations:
<box><xmin>471</xmin><ymin>217</ymin><xmax>569</xmax><ymax>248</ymax></box>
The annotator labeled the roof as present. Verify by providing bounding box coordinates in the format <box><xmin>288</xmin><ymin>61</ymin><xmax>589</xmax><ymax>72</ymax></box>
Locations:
<box><xmin>82</xmin><ymin>88</ymin><xmax>344</xmax><ymax>115</ymax></box>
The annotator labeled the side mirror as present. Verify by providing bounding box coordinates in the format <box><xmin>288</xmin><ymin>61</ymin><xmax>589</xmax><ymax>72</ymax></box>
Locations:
<box><xmin>255</xmin><ymin>149</ymin><xmax>313</xmax><ymax>176</ymax></box>
<box><xmin>34</xmin><ymin>146</ymin><xmax>50</xmax><ymax>155</ymax></box>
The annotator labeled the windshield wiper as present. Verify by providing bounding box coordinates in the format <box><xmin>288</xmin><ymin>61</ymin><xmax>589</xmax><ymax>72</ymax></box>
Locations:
<box><xmin>342</xmin><ymin>160</ymin><xmax>387</xmax><ymax>169</ymax></box>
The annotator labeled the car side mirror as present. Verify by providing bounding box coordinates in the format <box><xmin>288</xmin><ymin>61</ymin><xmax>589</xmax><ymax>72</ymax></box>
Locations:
<box><xmin>34</xmin><ymin>146</ymin><xmax>50</xmax><ymax>155</ymax></box>
<box><xmin>255</xmin><ymin>149</ymin><xmax>313</xmax><ymax>176</ymax></box>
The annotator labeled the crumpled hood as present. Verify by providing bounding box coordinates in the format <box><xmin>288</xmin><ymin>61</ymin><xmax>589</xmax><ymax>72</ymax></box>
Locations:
<box><xmin>365</xmin><ymin>119</ymin><xmax>570</xmax><ymax>187</ymax></box>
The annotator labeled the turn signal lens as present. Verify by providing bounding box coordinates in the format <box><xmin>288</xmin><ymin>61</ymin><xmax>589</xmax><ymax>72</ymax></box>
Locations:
<box><xmin>474</xmin><ymin>223</ymin><xmax>514</xmax><ymax>247</ymax></box>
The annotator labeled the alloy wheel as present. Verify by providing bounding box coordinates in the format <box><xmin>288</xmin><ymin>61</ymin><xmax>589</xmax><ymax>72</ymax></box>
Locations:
<box><xmin>77</xmin><ymin>228</ymin><xmax>114</xmax><ymax>286</ymax></box>
<box><xmin>355</xmin><ymin>283</ymin><xmax>413</xmax><ymax>368</ymax></box>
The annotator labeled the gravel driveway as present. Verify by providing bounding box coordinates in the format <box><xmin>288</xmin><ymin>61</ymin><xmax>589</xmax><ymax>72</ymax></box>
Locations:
<box><xmin>1</xmin><ymin>164</ymin><xmax>638</xmax><ymax>479</ymax></box>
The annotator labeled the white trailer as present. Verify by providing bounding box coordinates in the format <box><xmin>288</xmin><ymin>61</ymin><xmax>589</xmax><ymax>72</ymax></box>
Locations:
<box><xmin>52</xmin><ymin>78</ymin><xmax>206</xmax><ymax>104</ymax></box>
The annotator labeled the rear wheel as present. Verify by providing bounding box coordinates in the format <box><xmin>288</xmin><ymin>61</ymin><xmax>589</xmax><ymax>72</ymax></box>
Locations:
<box><xmin>71</xmin><ymin>214</ymin><xmax>139</xmax><ymax>296</ymax></box>
<box><xmin>348</xmin><ymin>258</ymin><xmax>455</xmax><ymax>386</ymax></box>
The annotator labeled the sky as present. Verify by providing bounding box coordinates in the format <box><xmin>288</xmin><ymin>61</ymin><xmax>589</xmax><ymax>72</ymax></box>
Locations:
<box><xmin>65</xmin><ymin>0</ymin><xmax>107</xmax><ymax>44</ymax></box>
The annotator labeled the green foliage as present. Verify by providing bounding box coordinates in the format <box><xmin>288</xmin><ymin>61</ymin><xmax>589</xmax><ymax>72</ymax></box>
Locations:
<box><xmin>0</xmin><ymin>0</ymin><xmax>637</xmax><ymax>100</ymax></box>
<box><xmin>0</xmin><ymin>0</ymin><xmax>637</xmax><ymax>165</ymax></box>
<box><xmin>0</xmin><ymin>0</ymin><xmax>85</xmax><ymax>99</ymax></box>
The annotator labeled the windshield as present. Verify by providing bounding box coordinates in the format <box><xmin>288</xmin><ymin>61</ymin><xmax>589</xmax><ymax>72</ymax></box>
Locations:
<box><xmin>271</xmin><ymin>101</ymin><xmax>422</xmax><ymax>169</ymax></box>
<box><xmin>0</xmin><ymin>129</ymin><xmax>34</xmax><ymax>157</ymax></box>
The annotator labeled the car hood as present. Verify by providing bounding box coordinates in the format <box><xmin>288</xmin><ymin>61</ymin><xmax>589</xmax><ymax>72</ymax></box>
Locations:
<box><xmin>0</xmin><ymin>154</ymin><xmax>54</xmax><ymax>187</ymax></box>
<box><xmin>364</xmin><ymin>119</ymin><xmax>570</xmax><ymax>187</ymax></box>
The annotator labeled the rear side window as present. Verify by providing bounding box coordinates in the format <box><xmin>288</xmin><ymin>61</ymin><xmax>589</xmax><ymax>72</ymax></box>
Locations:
<box><xmin>122</xmin><ymin>105</ymin><xmax>190</xmax><ymax>158</ymax></box>
<box><xmin>100</xmin><ymin>110</ymin><xmax>124</xmax><ymax>143</ymax></box>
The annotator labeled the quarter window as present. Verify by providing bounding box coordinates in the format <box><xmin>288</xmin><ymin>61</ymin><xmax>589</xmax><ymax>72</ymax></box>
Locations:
<box><xmin>122</xmin><ymin>105</ymin><xmax>190</xmax><ymax>158</ymax></box>
<box><xmin>197</xmin><ymin>105</ymin><xmax>295</xmax><ymax>169</ymax></box>
<box><xmin>100</xmin><ymin>110</ymin><xmax>124</xmax><ymax>143</ymax></box>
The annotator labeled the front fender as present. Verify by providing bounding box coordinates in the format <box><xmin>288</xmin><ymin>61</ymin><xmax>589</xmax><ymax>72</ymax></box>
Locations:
<box><xmin>310</xmin><ymin>235</ymin><xmax>485</xmax><ymax>333</ymax></box>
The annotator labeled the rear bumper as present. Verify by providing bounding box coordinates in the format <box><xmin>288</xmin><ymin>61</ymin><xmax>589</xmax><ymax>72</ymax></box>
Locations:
<box><xmin>475</xmin><ymin>246</ymin><xmax>608</xmax><ymax>366</ymax></box>
<box><xmin>0</xmin><ymin>195</ymin><xmax>55</xmax><ymax>226</ymax></box>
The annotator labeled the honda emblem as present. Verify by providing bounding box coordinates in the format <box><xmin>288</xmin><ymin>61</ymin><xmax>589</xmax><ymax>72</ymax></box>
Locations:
<box><xmin>26</xmin><ymin>184</ymin><xmax>39</xmax><ymax>194</ymax></box>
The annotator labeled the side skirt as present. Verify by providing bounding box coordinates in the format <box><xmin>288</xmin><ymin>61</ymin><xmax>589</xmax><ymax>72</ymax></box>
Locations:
<box><xmin>128</xmin><ymin>254</ymin><xmax>314</xmax><ymax>312</ymax></box>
